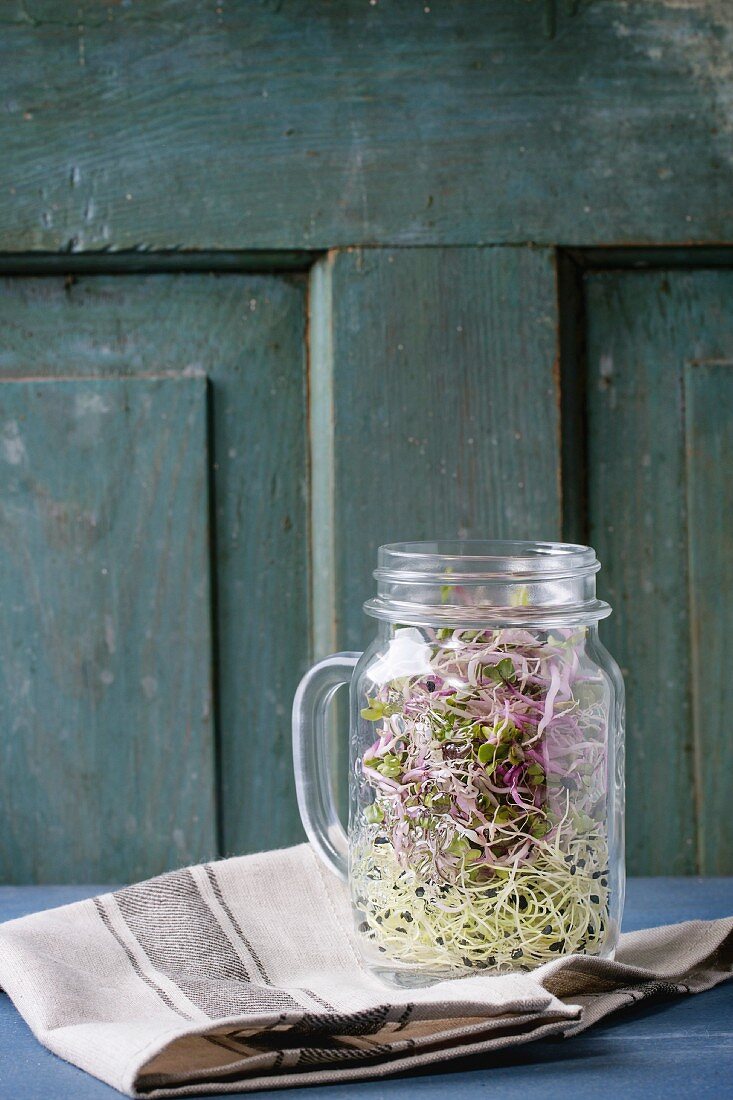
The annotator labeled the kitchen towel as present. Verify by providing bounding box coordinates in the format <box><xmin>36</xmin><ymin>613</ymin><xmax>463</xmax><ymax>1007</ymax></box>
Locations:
<box><xmin>0</xmin><ymin>844</ymin><xmax>730</xmax><ymax>1096</ymax></box>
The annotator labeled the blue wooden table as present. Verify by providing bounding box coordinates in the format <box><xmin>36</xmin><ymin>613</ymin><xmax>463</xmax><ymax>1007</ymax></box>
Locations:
<box><xmin>1</xmin><ymin>879</ymin><xmax>731</xmax><ymax>1100</ymax></box>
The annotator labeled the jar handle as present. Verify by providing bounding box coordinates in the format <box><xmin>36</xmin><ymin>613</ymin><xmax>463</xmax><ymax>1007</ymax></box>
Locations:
<box><xmin>292</xmin><ymin>652</ymin><xmax>361</xmax><ymax>881</ymax></box>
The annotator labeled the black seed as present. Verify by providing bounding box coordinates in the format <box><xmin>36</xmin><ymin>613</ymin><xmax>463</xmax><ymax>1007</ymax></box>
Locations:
<box><xmin>549</xmin><ymin>941</ymin><xmax>563</xmax><ymax>952</ymax></box>
<box><xmin>485</xmin><ymin>888</ymin><xmax>498</xmax><ymax>898</ymax></box>
<box><xmin>436</xmin><ymin>936</ymin><xmax>444</xmax><ymax>945</ymax></box>
<box><xmin>564</xmin><ymin>854</ymin><xmax>573</xmax><ymax>864</ymax></box>
<box><xmin>487</xmin><ymin>956</ymin><xmax>497</xmax><ymax>966</ymax></box>
<box><xmin>426</xmin><ymin>680</ymin><xmax>436</xmax><ymax>692</ymax></box>
<box><xmin>542</xmin><ymin>924</ymin><xmax>553</xmax><ymax>935</ymax></box>
<box><xmin>415</xmin><ymin>887</ymin><xmax>425</xmax><ymax>898</ymax></box>
<box><xmin>601</xmin><ymin>878</ymin><xmax>608</xmax><ymax>887</ymax></box>
<box><xmin>462</xmin><ymin>957</ymin><xmax>473</xmax><ymax>967</ymax></box>
<box><xmin>375</xmin><ymin>916</ymin><xmax>382</xmax><ymax>924</ymax></box>
<box><xmin>518</xmin><ymin>896</ymin><xmax>528</xmax><ymax>912</ymax></box>
<box><xmin>358</xmin><ymin>921</ymin><xmax>369</xmax><ymax>933</ymax></box>
<box><xmin>577</xmin><ymin>858</ymin><xmax>586</xmax><ymax>868</ymax></box>
<box><xmin>590</xmin><ymin>894</ymin><xmax>600</xmax><ymax>904</ymax></box>
<box><xmin>384</xmin><ymin>909</ymin><xmax>391</xmax><ymax>917</ymax></box>
<box><xmin>591</xmin><ymin>871</ymin><xmax>601</xmax><ymax>880</ymax></box>
<box><xmin>374</xmin><ymin>837</ymin><xmax>388</xmax><ymax>845</ymax></box>
<box><xmin>570</xmin><ymin>865</ymin><xmax>576</xmax><ymax>875</ymax></box>
<box><xmin>378</xmin><ymin>945</ymin><xmax>386</xmax><ymax>952</ymax></box>
<box><xmin>511</xmin><ymin>948</ymin><xmax>523</xmax><ymax>960</ymax></box>
<box><xmin>402</xmin><ymin>911</ymin><xmax>414</xmax><ymax>923</ymax></box>
<box><xmin>588</xmin><ymin>926</ymin><xmax>595</xmax><ymax>936</ymax></box>
<box><xmin>396</xmin><ymin>926</ymin><xmax>407</xmax><ymax>934</ymax></box>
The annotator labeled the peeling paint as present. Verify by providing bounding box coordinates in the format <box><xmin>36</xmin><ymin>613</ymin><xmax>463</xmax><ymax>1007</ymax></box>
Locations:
<box><xmin>104</xmin><ymin>613</ymin><xmax>116</xmax><ymax>655</ymax></box>
<box><xmin>1</xmin><ymin>421</ymin><xmax>27</xmax><ymax>465</ymax></box>
<box><xmin>616</xmin><ymin>1</ymin><xmax>733</xmax><ymax>165</ymax></box>
<box><xmin>141</xmin><ymin>675</ymin><xmax>158</xmax><ymax>700</ymax></box>
<box><xmin>74</xmin><ymin>392</ymin><xmax>111</xmax><ymax>416</ymax></box>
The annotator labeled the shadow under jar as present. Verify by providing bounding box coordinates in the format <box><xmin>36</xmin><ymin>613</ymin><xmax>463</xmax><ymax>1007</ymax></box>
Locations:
<box><xmin>293</xmin><ymin>541</ymin><xmax>625</xmax><ymax>986</ymax></box>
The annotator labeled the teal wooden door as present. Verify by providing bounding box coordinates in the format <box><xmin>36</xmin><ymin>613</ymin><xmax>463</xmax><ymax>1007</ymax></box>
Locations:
<box><xmin>2</xmin><ymin>2</ymin><xmax>733</xmax><ymax>881</ymax></box>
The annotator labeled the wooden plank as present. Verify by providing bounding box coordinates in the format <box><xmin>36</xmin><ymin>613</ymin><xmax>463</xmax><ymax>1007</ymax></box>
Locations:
<box><xmin>584</xmin><ymin>269</ymin><xmax>733</xmax><ymax>875</ymax></box>
<box><xmin>1</xmin><ymin>2</ymin><xmax>733</xmax><ymax>251</ymax></box>
<box><xmin>0</xmin><ymin>273</ymin><xmax>309</xmax><ymax>864</ymax></box>
<box><xmin>0</xmin><ymin>376</ymin><xmax>216</xmax><ymax>883</ymax></box>
<box><xmin>684</xmin><ymin>361</ymin><xmax>733</xmax><ymax>875</ymax></box>
<box><xmin>585</xmin><ymin>272</ymin><xmax>694</xmax><ymax>875</ymax></box>
<box><xmin>311</xmin><ymin>246</ymin><xmax>561</xmax><ymax>654</ymax></box>
<box><xmin>210</xmin><ymin>279</ymin><xmax>309</xmax><ymax>858</ymax></box>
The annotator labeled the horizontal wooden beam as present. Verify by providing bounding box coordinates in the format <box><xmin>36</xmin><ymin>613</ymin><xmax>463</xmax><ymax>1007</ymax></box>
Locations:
<box><xmin>1</xmin><ymin>1</ymin><xmax>732</xmax><ymax>251</ymax></box>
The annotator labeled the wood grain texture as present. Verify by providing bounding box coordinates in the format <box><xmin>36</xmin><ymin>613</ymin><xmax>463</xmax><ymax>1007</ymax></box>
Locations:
<box><xmin>0</xmin><ymin>376</ymin><xmax>216</xmax><ymax>883</ymax></box>
<box><xmin>684</xmin><ymin>360</ymin><xmax>733</xmax><ymax>875</ymax></box>
<box><xmin>312</xmin><ymin>247</ymin><xmax>561</xmax><ymax>654</ymax></box>
<box><xmin>585</xmin><ymin>269</ymin><xmax>733</xmax><ymax>875</ymax></box>
<box><xmin>1</xmin><ymin>1</ymin><xmax>732</xmax><ymax>251</ymax></box>
<box><xmin>0</xmin><ymin>273</ymin><xmax>309</xmax><ymax>870</ymax></box>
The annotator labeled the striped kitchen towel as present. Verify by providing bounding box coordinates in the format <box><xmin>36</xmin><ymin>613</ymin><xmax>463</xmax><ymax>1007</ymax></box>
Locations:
<box><xmin>0</xmin><ymin>844</ymin><xmax>731</xmax><ymax>1097</ymax></box>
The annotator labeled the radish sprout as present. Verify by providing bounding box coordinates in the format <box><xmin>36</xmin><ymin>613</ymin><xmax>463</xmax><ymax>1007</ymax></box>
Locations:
<box><xmin>353</xmin><ymin>626</ymin><xmax>611</xmax><ymax>973</ymax></box>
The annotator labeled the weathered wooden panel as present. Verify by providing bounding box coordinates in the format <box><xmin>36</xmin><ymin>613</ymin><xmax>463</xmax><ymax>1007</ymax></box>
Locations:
<box><xmin>311</xmin><ymin>246</ymin><xmax>561</xmax><ymax>654</ymax></box>
<box><xmin>585</xmin><ymin>269</ymin><xmax>733</xmax><ymax>875</ymax></box>
<box><xmin>684</xmin><ymin>360</ymin><xmax>733</xmax><ymax>876</ymax></box>
<box><xmin>0</xmin><ymin>376</ymin><xmax>215</xmax><ymax>883</ymax></box>
<box><xmin>1</xmin><ymin>2</ymin><xmax>732</xmax><ymax>251</ymax></box>
<box><xmin>0</xmin><ymin>273</ymin><xmax>309</xmax><ymax>865</ymax></box>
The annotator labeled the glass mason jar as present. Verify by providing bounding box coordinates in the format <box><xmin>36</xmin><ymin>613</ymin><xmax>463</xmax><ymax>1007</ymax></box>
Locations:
<box><xmin>293</xmin><ymin>541</ymin><xmax>625</xmax><ymax>985</ymax></box>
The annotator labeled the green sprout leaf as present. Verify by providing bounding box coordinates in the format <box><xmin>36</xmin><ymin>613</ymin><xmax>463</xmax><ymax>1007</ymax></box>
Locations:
<box><xmin>447</xmin><ymin>836</ymin><xmax>481</xmax><ymax>862</ymax></box>
<box><xmin>508</xmin><ymin>742</ymin><xmax>525</xmax><ymax>765</ymax></box>
<box><xmin>510</xmin><ymin>584</ymin><xmax>530</xmax><ymax>608</ymax></box>
<box><xmin>425</xmin><ymin>791</ymin><xmax>451</xmax><ymax>812</ymax></box>
<box><xmin>360</xmin><ymin>697</ymin><xmax>399</xmax><ymax>722</ymax></box>
<box><xmin>477</xmin><ymin>742</ymin><xmax>495</xmax><ymax>766</ymax></box>
<box><xmin>486</xmin><ymin>657</ymin><xmax>517</xmax><ymax>685</ymax></box>
<box><xmin>364</xmin><ymin>802</ymin><xmax>384</xmax><ymax>825</ymax></box>
<box><xmin>498</xmin><ymin>657</ymin><xmax>516</xmax><ymax>681</ymax></box>
<box><xmin>376</xmin><ymin>753</ymin><xmax>402</xmax><ymax>779</ymax></box>
<box><xmin>527</xmin><ymin>762</ymin><xmax>546</xmax><ymax>785</ymax></box>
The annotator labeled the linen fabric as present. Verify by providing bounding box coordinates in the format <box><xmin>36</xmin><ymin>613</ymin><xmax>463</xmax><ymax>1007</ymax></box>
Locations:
<box><xmin>0</xmin><ymin>844</ymin><xmax>730</xmax><ymax>1096</ymax></box>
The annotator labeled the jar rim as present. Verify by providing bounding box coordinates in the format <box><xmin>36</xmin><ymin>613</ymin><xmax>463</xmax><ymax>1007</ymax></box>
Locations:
<box><xmin>374</xmin><ymin>540</ymin><xmax>599</xmax><ymax>581</ymax></box>
<box><xmin>365</xmin><ymin>539</ymin><xmax>611</xmax><ymax>626</ymax></box>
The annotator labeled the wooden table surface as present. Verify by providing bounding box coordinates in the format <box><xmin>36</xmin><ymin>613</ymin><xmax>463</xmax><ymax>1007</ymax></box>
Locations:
<box><xmin>1</xmin><ymin>879</ymin><xmax>731</xmax><ymax>1100</ymax></box>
